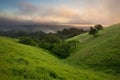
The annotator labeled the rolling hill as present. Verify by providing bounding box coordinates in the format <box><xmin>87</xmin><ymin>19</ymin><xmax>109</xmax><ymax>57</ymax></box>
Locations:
<box><xmin>0</xmin><ymin>23</ymin><xmax>120</xmax><ymax>80</ymax></box>
<box><xmin>66</xmin><ymin>23</ymin><xmax>120</xmax><ymax>74</ymax></box>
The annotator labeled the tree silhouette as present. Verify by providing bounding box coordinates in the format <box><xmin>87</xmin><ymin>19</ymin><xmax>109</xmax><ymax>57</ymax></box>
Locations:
<box><xmin>94</xmin><ymin>24</ymin><xmax>103</xmax><ymax>30</ymax></box>
<box><xmin>89</xmin><ymin>27</ymin><xmax>98</xmax><ymax>37</ymax></box>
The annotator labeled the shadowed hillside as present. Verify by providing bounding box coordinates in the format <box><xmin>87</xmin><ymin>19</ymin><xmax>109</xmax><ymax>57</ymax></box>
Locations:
<box><xmin>66</xmin><ymin>23</ymin><xmax>120</xmax><ymax>74</ymax></box>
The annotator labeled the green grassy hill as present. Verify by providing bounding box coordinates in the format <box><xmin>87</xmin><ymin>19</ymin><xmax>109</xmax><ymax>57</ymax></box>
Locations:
<box><xmin>66</xmin><ymin>23</ymin><xmax>120</xmax><ymax>74</ymax></box>
<box><xmin>0</xmin><ymin>23</ymin><xmax>120</xmax><ymax>80</ymax></box>
<box><xmin>1</xmin><ymin>37</ymin><xmax>119</xmax><ymax>80</ymax></box>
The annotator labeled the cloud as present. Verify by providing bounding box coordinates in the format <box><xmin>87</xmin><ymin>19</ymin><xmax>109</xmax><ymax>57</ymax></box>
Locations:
<box><xmin>70</xmin><ymin>0</ymin><xmax>120</xmax><ymax>24</ymax></box>
<box><xmin>1</xmin><ymin>0</ymin><xmax>120</xmax><ymax>25</ymax></box>
<box><xmin>103</xmin><ymin>0</ymin><xmax>120</xmax><ymax>24</ymax></box>
<box><xmin>17</xmin><ymin>2</ymin><xmax>40</xmax><ymax>15</ymax></box>
<box><xmin>17</xmin><ymin>2</ymin><xmax>78</xmax><ymax>18</ymax></box>
<box><xmin>16</xmin><ymin>2</ymin><xmax>82</xmax><ymax>24</ymax></box>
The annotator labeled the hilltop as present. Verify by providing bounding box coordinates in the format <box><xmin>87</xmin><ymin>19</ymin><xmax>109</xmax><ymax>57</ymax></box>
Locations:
<box><xmin>66</xmin><ymin>23</ymin><xmax>120</xmax><ymax>74</ymax></box>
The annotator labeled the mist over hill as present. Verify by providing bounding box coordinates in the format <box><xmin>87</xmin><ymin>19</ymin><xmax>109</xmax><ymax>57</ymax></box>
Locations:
<box><xmin>0</xmin><ymin>17</ymin><xmax>89</xmax><ymax>33</ymax></box>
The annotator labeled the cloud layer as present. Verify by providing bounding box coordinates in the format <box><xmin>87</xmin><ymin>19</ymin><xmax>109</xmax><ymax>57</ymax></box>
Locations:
<box><xmin>0</xmin><ymin>0</ymin><xmax>120</xmax><ymax>25</ymax></box>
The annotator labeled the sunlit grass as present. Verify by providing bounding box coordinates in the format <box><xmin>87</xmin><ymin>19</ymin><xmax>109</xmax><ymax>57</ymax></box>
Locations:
<box><xmin>0</xmin><ymin>36</ymin><xmax>119</xmax><ymax>80</ymax></box>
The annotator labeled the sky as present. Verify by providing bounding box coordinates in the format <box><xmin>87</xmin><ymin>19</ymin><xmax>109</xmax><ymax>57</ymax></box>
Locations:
<box><xmin>0</xmin><ymin>0</ymin><xmax>120</xmax><ymax>25</ymax></box>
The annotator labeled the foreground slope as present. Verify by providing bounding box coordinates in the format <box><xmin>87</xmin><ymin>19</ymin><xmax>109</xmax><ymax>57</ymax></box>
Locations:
<box><xmin>67</xmin><ymin>23</ymin><xmax>120</xmax><ymax>74</ymax></box>
<box><xmin>0</xmin><ymin>37</ymin><xmax>118</xmax><ymax>80</ymax></box>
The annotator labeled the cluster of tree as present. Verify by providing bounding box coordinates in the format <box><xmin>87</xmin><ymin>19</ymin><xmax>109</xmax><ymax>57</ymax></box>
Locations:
<box><xmin>89</xmin><ymin>24</ymin><xmax>103</xmax><ymax>37</ymax></box>
<box><xmin>39</xmin><ymin>40</ymin><xmax>79</xmax><ymax>58</ymax></box>
<box><xmin>0</xmin><ymin>28</ymin><xmax>86</xmax><ymax>39</ymax></box>
<box><xmin>19</xmin><ymin>33</ymin><xmax>79</xmax><ymax>58</ymax></box>
<box><xmin>0</xmin><ymin>28</ymin><xmax>84</xmax><ymax>58</ymax></box>
<box><xmin>57</xmin><ymin>28</ymin><xmax>86</xmax><ymax>39</ymax></box>
<box><xmin>18</xmin><ymin>37</ymin><xmax>37</xmax><ymax>46</ymax></box>
<box><xmin>0</xmin><ymin>30</ymin><xmax>46</xmax><ymax>39</ymax></box>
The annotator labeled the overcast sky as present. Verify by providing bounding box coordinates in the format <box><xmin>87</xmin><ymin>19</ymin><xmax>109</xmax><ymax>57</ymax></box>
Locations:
<box><xmin>0</xmin><ymin>0</ymin><xmax>120</xmax><ymax>25</ymax></box>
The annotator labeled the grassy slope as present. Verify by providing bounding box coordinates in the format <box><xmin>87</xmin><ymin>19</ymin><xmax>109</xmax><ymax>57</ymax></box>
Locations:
<box><xmin>0</xmin><ymin>37</ymin><xmax>118</xmax><ymax>80</ymax></box>
<box><xmin>66</xmin><ymin>23</ymin><xmax>120</xmax><ymax>74</ymax></box>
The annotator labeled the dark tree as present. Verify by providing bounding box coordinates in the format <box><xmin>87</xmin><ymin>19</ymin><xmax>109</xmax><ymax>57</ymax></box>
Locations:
<box><xmin>44</xmin><ymin>33</ymin><xmax>61</xmax><ymax>43</ymax></box>
<box><xmin>89</xmin><ymin>27</ymin><xmax>98</xmax><ymax>37</ymax></box>
<box><xmin>57</xmin><ymin>28</ymin><xmax>86</xmax><ymax>39</ymax></box>
<box><xmin>94</xmin><ymin>24</ymin><xmax>103</xmax><ymax>30</ymax></box>
<box><xmin>19</xmin><ymin>37</ymin><xmax>37</xmax><ymax>46</ymax></box>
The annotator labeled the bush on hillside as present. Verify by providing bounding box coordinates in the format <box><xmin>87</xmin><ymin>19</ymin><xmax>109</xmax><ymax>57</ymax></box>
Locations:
<box><xmin>94</xmin><ymin>24</ymin><xmax>103</xmax><ymax>30</ymax></box>
<box><xmin>19</xmin><ymin>37</ymin><xmax>37</xmax><ymax>46</ymax></box>
<box><xmin>89</xmin><ymin>24</ymin><xmax>103</xmax><ymax>37</ymax></box>
<box><xmin>39</xmin><ymin>40</ymin><xmax>78</xmax><ymax>59</ymax></box>
<box><xmin>89</xmin><ymin>27</ymin><xmax>98</xmax><ymax>37</ymax></box>
<box><xmin>51</xmin><ymin>42</ymin><xmax>71</xmax><ymax>58</ymax></box>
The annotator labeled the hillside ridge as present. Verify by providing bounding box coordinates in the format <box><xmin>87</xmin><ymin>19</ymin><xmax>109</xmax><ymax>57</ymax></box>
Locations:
<box><xmin>66</xmin><ymin>23</ymin><xmax>120</xmax><ymax>74</ymax></box>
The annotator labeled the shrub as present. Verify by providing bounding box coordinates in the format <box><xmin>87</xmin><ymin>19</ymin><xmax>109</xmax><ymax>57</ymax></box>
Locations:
<box><xmin>94</xmin><ymin>24</ymin><xmax>103</xmax><ymax>30</ymax></box>
<box><xmin>19</xmin><ymin>37</ymin><xmax>37</xmax><ymax>46</ymax></box>
<box><xmin>39</xmin><ymin>40</ymin><xmax>78</xmax><ymax>59</ymax></box>
<box><xmin>89</xmin><ymin>27</ymin><xmax>98</xmax><ymax>37</ymax></box>
<box><xmin>89</xmin><ymin>24</ymin><xmax>103</xmax><ymax>37</ymax></box>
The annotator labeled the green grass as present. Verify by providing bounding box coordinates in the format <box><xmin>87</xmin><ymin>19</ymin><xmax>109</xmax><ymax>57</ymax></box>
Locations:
<box><xmin>1</xmin><ymin>37</ymin><xmax>118</xmax><ymax>80</ymax></box>
<box><xmin>66</xmin><ymin>23</ymin><xmax>120</xmax><ymax>75</ymax></box>
<box><xmin>0</xmin><ymin>23</ymin><xmax>120</xmax><ymax>80</ymax></box>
